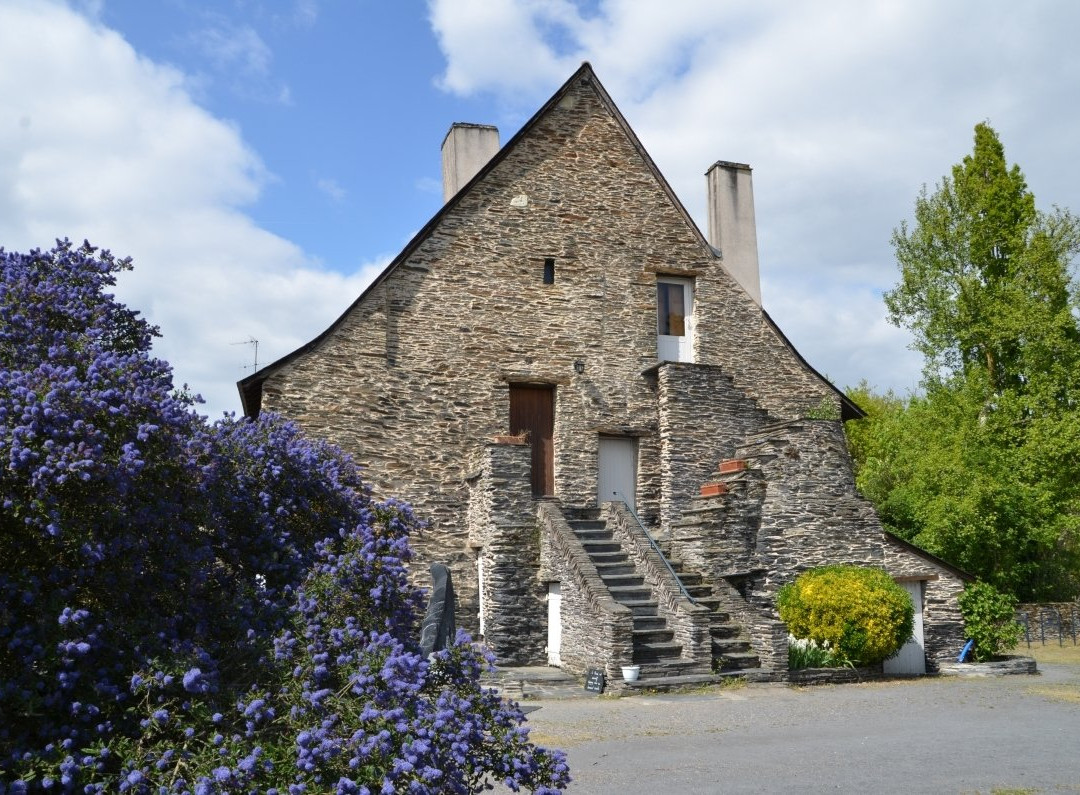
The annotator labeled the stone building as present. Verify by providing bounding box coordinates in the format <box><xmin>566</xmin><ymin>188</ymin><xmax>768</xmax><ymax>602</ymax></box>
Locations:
<box><xmin>239</xmin><ymin>63</ymin><xmax>966</xmax><ymax>684</ymax></box>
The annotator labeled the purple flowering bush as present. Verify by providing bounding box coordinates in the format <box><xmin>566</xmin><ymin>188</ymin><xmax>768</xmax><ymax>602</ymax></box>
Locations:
<box><xmin>0</xmin><ymin>242</ymin><xmax>569</xmax><ymax>793</ymax></box>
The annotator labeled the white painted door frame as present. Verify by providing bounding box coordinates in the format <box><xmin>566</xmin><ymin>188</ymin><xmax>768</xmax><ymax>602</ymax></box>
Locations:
<box><xmin>656</xmin><ymin>277</ymin><xmax>694</xmax><ymax>363</ymax></box>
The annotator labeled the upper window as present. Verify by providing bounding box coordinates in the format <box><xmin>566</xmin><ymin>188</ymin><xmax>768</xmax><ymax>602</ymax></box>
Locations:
<box><xmin>657</xmin><ymin>277</ymin><xmax>694</xmax><ymax>362</ymax></box>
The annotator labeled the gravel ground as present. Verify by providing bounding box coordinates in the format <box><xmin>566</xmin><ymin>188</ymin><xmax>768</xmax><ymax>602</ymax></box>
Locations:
<box><xmin>513</xmin><ymin>663</ymin><xmax>1080</xmax><ymax>794</ymax></box>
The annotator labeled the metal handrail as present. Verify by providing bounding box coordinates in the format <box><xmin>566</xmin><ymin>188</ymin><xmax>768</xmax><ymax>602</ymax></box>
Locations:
<box><xmin>610</xmin><ymin>491</ymin><xmax>699</xmax><ymax>606</ymax></box>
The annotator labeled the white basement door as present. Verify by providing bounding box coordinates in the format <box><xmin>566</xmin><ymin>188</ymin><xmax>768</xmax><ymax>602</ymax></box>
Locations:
<box><xmin>884</xmin><ymin>580</ymin><xmax>926</xmax><ymax>675</ymax></box>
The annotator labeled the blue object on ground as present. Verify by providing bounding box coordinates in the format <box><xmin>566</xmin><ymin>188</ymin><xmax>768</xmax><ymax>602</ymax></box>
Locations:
<box><xmin>958</xmin><ymin>639</ymin><xmax>975</xmax><ymax>662</ymax></box>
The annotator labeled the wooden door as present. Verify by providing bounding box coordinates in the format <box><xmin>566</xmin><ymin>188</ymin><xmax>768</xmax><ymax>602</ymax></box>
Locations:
<box><xmin>509</xmin><ymin>385</ymin><xmax>554</xmax><ymax>496</ymax></box>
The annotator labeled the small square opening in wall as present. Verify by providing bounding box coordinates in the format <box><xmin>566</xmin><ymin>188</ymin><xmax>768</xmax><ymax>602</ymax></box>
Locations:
<box><xmin>543</xmin><ymin>258</ymin><xmax>555</xmax><ymax>284</ymax></box>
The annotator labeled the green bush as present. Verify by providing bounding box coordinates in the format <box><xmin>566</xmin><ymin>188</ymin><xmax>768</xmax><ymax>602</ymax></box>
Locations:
<box><xmin>777</xmin><ymin>565</ymin><xmax>915</xmax><ymax>666</ymax></box>
<box><xmin>958</xmin><ymin>581</ymin><xmax>1023</xmax><ymax>661</ymax></box>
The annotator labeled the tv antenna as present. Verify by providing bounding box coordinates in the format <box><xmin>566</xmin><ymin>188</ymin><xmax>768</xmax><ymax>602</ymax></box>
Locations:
<box><xmin>232</xmin><ymin>337</ymin><xmax>259</xmax><ymax>373</ymax></box>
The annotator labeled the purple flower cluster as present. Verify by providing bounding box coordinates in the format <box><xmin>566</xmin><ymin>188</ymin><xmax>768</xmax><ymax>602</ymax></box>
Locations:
<box><xmin>0</xmin><ymin>242</ymin><xmax>568</xmax><ymax>793</ymax></box>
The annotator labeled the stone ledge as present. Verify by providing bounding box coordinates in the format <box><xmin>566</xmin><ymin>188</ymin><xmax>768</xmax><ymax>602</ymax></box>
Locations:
<box><xmin>788</xmin><ymin>666</ymin><xmax>885</xmax><ymax>686</ymax></box>
<box><xmin>937</xmin><ymin>655</ymin><xmax>1038</xmax><ymax>677</ymax></box>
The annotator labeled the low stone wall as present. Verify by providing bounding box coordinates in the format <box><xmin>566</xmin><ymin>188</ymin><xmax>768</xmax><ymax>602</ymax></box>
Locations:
<box><xmin>938</xmin><ymin>656</ymin><xmax>1038</xmax><ymax>677</ymax></box>
<box><xmin>788</xmin><ymin>665</ymin><xmax>885</xmax><ymax>686</ymax></box>
<box><xmin>537</xmin><ymin>502</ymin><xmax>635</xmax><ymax>682</ymax></box>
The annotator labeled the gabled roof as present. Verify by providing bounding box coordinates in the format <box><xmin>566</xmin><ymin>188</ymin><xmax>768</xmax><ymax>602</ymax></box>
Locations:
<box><xmin>884</xmin><ymin>532</ymin><xmax>974</xmax><ymax>582</ymax></box>
<box><xmin>238</xmin><ymin>62</ymin><xmax>864</xmax><ymax>421</ymax></box>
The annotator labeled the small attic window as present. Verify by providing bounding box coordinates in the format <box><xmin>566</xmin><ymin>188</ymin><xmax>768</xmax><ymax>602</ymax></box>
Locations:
<box><xmin>543</xmin><ymin>258</ymin><xmax>555</xmax><ymax>284</ymax></box>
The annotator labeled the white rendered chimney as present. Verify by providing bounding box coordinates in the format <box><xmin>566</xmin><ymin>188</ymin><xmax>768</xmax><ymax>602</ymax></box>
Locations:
<box><xmin>441</xmin><ymin>123</ymin><xmax>500</xmax><ymax>203</ymax></box>
<box><xmin>706</xmin><ymin>161</ymin><xmax>761</xmax><ymax>305</ymax></box>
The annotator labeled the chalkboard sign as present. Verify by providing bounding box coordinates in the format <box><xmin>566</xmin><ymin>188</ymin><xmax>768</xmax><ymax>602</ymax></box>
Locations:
<box><xmin>584</xmin><ymin>668</ymin><xmax>605</xmax><ymax>694</ymax></box>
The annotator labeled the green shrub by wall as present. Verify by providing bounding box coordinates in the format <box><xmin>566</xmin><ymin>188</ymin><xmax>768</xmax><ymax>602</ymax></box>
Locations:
<box><xmin>958</xmin><ymin>581</ymin><xmax>1022</xmax><ymax>661</ymax></box>
<box><xmin>778</xmin><ymin>565</ymin><xmax>915</xmax><ymax>666</ymax></box>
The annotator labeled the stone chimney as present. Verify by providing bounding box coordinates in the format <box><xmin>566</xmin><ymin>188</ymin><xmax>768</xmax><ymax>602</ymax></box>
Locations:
<box><xmin>441</xmin><ymin>123</ymin><xmax>500</xmax><ymax>203</ymax></box>
<box><xmin>706</xmin><ymin>161</ymin><xmax>761</xmax><ymax>305</ymax></box>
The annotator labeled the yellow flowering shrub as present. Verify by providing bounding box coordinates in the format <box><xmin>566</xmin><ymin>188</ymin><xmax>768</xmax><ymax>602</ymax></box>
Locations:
<box><xmin>777</xmin><ymin>565</ymin><xmax>914</xmax><ymax>666</ymax></box>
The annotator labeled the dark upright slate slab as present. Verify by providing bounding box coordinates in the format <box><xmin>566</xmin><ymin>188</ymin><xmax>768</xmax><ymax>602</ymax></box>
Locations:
<box><xmin>420</xmin><ymin>562</ymin><xmax>456</xmax><ymax>657</ymax></box>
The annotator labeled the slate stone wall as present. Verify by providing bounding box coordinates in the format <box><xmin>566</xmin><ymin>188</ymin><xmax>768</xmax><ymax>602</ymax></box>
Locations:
<box><xmin>256</xmin><ymin>73</ymin><xmax>861</xmax><ymax>646</ymax></box>
<box><xmin>882</xmin><ymin>538</ymin><xmax>967</xmax><ymax>672</ymax></box>
<box><xmin>466</xmin><ymin>440</ymin><xmax>546</xmax><ymax>664</ymax></box>
<box><xmin>667</xmin><ymin>418</ymin><xmax>967</xmax><ymax>677</ymax></box>
<box><xmin>655</xmin><ymin>362</ymin><xmax>772</xmax><ymax>537</ymax></box>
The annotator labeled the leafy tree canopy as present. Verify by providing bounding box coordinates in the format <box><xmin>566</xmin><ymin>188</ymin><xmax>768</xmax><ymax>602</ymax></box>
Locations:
<box><xmin>847</xmin><ymin>124</ymin><xmax>1080</xmax><ymax>601</ymax></box>
<box><xmin>0</xmin><ymin>241</ymin><xmax>569</xmax><ymax>793</ymax></box>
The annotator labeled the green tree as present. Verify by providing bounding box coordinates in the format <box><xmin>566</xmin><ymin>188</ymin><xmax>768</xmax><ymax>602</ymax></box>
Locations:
<box><xmin>886</xmin><ymin>122</ymin><xmax>1080</xmax><ymax>394</ymax></box>
<box><xmin>847</xmin><ymin>123</ymin><xmax>1080</xmax><ymax>601</ymax></box>
<box><xmin>958</xmin><ymin>581</ymin><xmax>1023</xmax><ymax>661</ymax></box>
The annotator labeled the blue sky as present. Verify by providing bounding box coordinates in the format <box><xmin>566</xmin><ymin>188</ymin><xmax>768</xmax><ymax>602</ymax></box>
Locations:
<box><xmin>3</xmin><ymin>0</ymin><xmax>1079</xmax><ymax>417</ymax></box>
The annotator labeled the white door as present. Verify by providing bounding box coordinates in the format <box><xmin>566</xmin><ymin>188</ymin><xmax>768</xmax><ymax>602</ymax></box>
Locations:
<box><xmin>547</xmin><ymin>582</ymin><xmax>562</xmax><ymax>667</ymax></box>
<box><xmin>598</xmin><ymin>436</ymin><xmax>636</xmax><ymax>511</ymax></box>
<box><xmin>884</xmin><ymin>580</ymin><xmax>926</xmax><ymax>675</ymax></box>
<box><xmin>477</xmin><ymin>555</ymin><xmax>486</xmax><ymax>639</ymax></box>
<box><xmin>657</xmin><ymin>278</ymin><xmax>694</xmax><ymax>362</ymax></box>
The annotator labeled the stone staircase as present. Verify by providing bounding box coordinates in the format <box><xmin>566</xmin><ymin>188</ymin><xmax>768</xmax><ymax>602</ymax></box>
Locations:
<box><xmin>566</xmin><ymin>511</ymin><xmax>700</xmax><ymax>680</ymax></box>
<box><xmin>666</xmin><ymin>560</ymin><xmax>761</xmax><ymax>674</ymax></box>
<box><xmin>567</xmin><ymin>508</ymin><xmax>759</xmax><ymax>682</ymax></box>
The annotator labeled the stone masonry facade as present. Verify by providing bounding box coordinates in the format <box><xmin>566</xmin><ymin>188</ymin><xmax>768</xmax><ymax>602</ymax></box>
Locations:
<box><xmin>241</xmin><ymin>64</ymin><xmax>966</xmax><ymax>681</ymax></box>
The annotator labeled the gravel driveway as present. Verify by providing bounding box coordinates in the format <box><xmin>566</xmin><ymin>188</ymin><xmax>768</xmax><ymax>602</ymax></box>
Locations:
<box><xmin>516</xmin><ymin>663</ymin><xmax>1080</xmax><ymax>794</ymax></box>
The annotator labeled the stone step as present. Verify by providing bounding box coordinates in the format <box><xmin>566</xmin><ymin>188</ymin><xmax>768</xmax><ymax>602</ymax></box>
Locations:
<box><xmin>600</xmin><ymin>573</ymin><xmax>645</xmax><ymax>588</ymax></box>
<box><xmin>580</xmin><ymin>540</ymin><xmax>622</xmax><ymax>555</ymax></box>
<box><xmin>711</xmin><ymin>637</ymin><xmax>753</xmax><ymax>655</ymax></box>
<box><xmin>567</xmin><ymin>519</ymin><xmax>606</xmax><ymax>532</ymax></box>
<box><xmin>588</xmin><ymin>550</ymin><xmax>629</xmax><ymax>563</ymax></box>
<box><xmin>715</xmin><ymin>651</ymin><xmax>761</xmax><ymax>671</ymax></box>
<box><xmin>633</xmin><ymin>628</ymin><xmax>675</xmax><ymax>645</ymax></box>
<box><xmin>633</xmin><ymin>615</ymin><xmax>667</xmax><ymax>631</ymax></box>
<box><xmin>594</xmin><ymin>562</ymin><xmax>636</xmax><ymax>576</ymax></box>
<box><xmin>632</xmin><ymin>659</ymin><xmax>708</xmax><ymax>680</ymax></box>
<box><xmin>709</xmin><ymin>623</ymin><xmax>743</xmax><ymax>639</ymax></box>
<box><xmin>619</xmin><ymin>599</ymin><xmax>659</xmax><ymax>616</ymax></box>
<box><xmin>622</xmin><ymin>672</ymin><xmax>740</xmax><ymax>692</ymax></box>
<box><xmin>633</xmin><ymin>641</ymin><xmax>684</xmax><ymax>663</ymax></box>
<box><xmin>608</xmin><ymin>585</ymin><xmax>653</xmax><ymax>601</ymax></box>
<box><xmin>573</xmin><ymin>528</ymin><xmax>613</xmax><ymax>542</ymax></box>
<box><xmin>684</xmin><ymin>584</ymin><xmax>713</xmax><ymax>598</ymax></box>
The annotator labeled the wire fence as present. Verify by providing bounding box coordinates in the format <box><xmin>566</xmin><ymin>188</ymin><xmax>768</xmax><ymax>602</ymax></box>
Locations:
<box><xmin>1015</xmin><ymin>602</ymin><xmax>1080</xmax><ymax>647</ymax></box>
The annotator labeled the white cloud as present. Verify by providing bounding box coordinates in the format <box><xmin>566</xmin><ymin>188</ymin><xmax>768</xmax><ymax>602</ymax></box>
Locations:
<box><xmin>316</xmin><ymin>177</ymin><xmax>346</xmax><ymax>202</ymax></box>
<box><xmin>427</xmin><ymin>0</ymin><xmax>1080</xmax><ymax>394</ymax></box>
<box><xmin>0</xmin><ymin>0</ymin><xmax>376</xmax><ymax>417</ymax></box>
<box><xmin>188</xmin><ymin>23</ymin><xmax>272</xmax><ymax>77</ymax></box>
